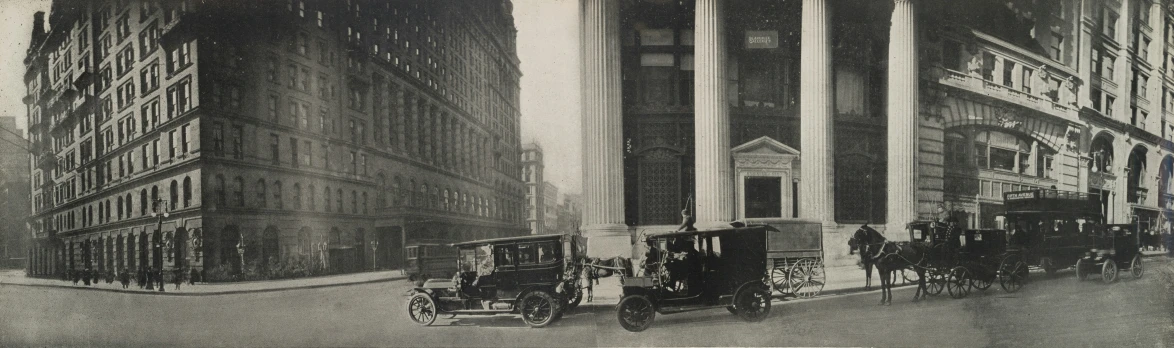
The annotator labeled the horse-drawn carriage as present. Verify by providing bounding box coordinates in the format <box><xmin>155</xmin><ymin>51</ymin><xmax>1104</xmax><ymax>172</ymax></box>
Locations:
<box><xmin>404</xmin><ymin>234</ymin><xmax>587</xmax><ymax>328</ymax></box>
<box><xmin>904</xmin><ymin>222</ymin><xmax>1027</xmax><ymax>299</ymax></box>
<box><xmin>616</xmin><ymin>226</ymin><xmax>773</xmax><ymax>332</ymax></box>
<box><xmin>744</xmin><ymin>219</ymin><xmax>825</xmax><ymax>298</ymax></box>
<box><xmin>1076</xmin><ymin>224</ymin><xmax>1143</xmax><ymax>283</ymax></box>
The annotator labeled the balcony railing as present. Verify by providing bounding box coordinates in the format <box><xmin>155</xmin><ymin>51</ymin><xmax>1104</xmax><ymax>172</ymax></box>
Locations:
<box><xmin>931</xmin><ymin>29</ymin><xmax>1080</xmax><ymax>121</ymax></box>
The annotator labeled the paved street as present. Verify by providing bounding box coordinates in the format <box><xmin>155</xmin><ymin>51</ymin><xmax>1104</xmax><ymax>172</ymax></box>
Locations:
<box><xmin>3</xmin><ymin>258</ymin><xmax>1173</xmax><ymax>347</ymax></box>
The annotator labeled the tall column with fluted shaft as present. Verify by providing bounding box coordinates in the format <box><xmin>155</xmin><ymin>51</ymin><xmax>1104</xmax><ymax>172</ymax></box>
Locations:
<box><xmin>886</xmin><ymin>0</ymin><xmax>919</xmax><ymax>234</ymax></box>
<box><xmin>694</xmin><ymin>0</ymin><xmax>733</xmax><ymax>228</ymax></box>
<box><xmin>800</xmin><ymin>0</ymin><xmax>835</xmax><ymax>226</ymax></box>
<box><xmin>580</xmin><ymin>0</ymin><xmax>629</xmax><ymax>258</ymax></box>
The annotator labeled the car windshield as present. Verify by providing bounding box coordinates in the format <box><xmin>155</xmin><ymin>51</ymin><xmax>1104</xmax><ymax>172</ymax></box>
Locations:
<box><xmin>459</xmin><ymin>245</ymin><xmax>493</xmax><ymax>274</ymax></box>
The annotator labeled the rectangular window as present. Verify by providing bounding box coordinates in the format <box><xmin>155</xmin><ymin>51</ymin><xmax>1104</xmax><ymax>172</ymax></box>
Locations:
<box><xmin>361</xmin><ymin>154</ymin><xmax>367</xmax><ymax>176</ymax></box>
<box><xmin>168</xmin><ymin>130</ymin><xmax>177</xmax><ymax>158</ymax></box>
<box><xmin>167</xmin><ymin>41</ymin><xmax>192</xmax><ymax>73</ymax></box>
<box><xmin>212</xmin><ymin>122</ymin><xmax>225</xmax><ymax>156</ymax></box>
<box><xmin>1002</xmin><ymin>61</ymin><xmax>1015</xmax><ymax>88</ymax></box>
<box><xmin>231</xmin><ymin>125</ymin><xmax>244</xmax><ymax>159</ymax></box>
<box><xmin>1021</xmin><ymin>68</ymin><xmax>1033</xmax><ymax>94</ymax></box>
<box><xmin>166</xmin><ymin>78</ymin><xmax>192</xmax><ymax>118</ymax></box>
<box><xmin>141</xmin><ymin>144</ymin><xmax>148</xmax><ymax>169</ymax></box>
<box><xmin>180</xmin><ymin>123</ymin><xmax>189</xmax><ymax>154</ymax></box>
<box><xmin>152</xmin><ymin>139</ymin><xmax>160</xmax><ymax>165</ymax></box>
<box><xmin>350</xmin><ymin>152</ymin><xmax>357</xmax><ymax>174</ymax></box>
<box><xmin>270</xmin><ymin>134</ymin><xmax>280</xmax><ymax>165</ymax></box>
<box><xmin>303</xmin><ymin>140</ymin><xmax>312</xmax><ymax>166</ymax></box>
<box><xmin>290</xmin><ymin>137</ymin><xmax>299</xmax><ymax>168</ymax></box>
<box><xmin>1050</xmin><ymin>33</ymin><xmax>1063</xmax><ymax>60</ymax></box>
<box><xmin>268</xmin><ymin>94</ymin><xmax>278</xmax><ymax>121</ymax></box>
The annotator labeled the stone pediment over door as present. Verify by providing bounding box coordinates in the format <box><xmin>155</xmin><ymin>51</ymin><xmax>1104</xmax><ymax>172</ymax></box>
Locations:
<box><xmin>731</xmin><ymin>136</ymin><xmax>800</xmax><ymax>220</ymax></box>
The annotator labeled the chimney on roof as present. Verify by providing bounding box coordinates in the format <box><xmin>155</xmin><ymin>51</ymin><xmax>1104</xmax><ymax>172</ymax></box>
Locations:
<box><xmin>30</xmin><ymin>11</ymin><xmax>46</xmax><ymax>48</ymax></box>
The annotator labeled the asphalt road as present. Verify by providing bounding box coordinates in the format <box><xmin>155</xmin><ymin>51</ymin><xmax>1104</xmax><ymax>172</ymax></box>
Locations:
<box><xmin>3</xmin><ymin>259</ymin><xmax>1172</xmax><ymax>347</ymax></box>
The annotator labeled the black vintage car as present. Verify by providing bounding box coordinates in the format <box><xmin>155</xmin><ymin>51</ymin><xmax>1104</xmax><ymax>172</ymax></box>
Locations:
<box><xmin>404</xmin><ymin>234</ymin><xmax>587</xmax><ymax>328</ymax></box>
<box><xmin>1076</xmin><ymin>224</ymin><xmax>1143</xmax><ymax>283</ymax></box>
<box><xmin>616</xmin><ymin>226</ymin><xmax>773</xmax><ymax>332</ymax></box>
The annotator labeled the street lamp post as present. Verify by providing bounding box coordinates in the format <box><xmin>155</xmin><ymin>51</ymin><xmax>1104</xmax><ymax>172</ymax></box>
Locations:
<box><xmin>370</xmin><ymin>240</ymin><xmax>379</xmax><ymax>270</ymax></box>
<box><xmin>151</xmin><ymin>199</ymin><xmax>169</xmax><ymax>292</ymax></box>
<box><xmin>236</xmin><ymin>232</ymin><xmax>246</xmax><ymax>276</ymax></box>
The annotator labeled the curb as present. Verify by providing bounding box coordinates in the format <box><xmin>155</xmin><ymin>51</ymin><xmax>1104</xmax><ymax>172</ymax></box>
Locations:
<box><xmin>576</xmin><ymin>282</ymin><xmax>916</xmax><ymax>309</ymax></box>
<box><xmin>0</xmin><ymin>275</ymin><xmax>407</xmax><ymax>296</ymax></box>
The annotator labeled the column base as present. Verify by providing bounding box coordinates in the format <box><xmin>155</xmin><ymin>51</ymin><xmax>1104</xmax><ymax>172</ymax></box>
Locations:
<box><xmin>582</xmin><ymin>224</ymin><xmax>632</xmax><ymax>259</ymax></box>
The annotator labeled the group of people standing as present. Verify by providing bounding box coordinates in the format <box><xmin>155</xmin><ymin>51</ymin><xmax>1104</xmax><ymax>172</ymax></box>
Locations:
<box><xmin>62</xmin><ymin>267</ymin><xmax>203</xmax><ymax>291</ymax></box>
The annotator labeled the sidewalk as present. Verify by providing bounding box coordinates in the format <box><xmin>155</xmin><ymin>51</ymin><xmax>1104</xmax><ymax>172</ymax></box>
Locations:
<box><xmin>0</xmin><ymin>269</ymin><xmax>406</xmax><ymax>296</ymax></box>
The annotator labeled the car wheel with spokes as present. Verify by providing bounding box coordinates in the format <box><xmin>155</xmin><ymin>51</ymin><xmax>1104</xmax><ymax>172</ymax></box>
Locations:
<box><xmin>407</xmin><ymin>293</ymin><xmax>438</xmax><ymax>326</ymax></box>
<box><xmin>1101</xmin><ymin>258</ymin><xmax>1118</xmax><ymax>284</ymax></box>
<box><xmin>617</xmin><ymin>295</ymin><xmax>655</xmax><ymax>332</ymax></box>
<box><xmin>734</xmin><ymin>285</ymin><xmax>772</xmax><ymax>322</ymax></box>
<box><xmin>520</xmin><ymin>291</ymin><xmax>559</xmax><ymax>328</ymax></box>
<box><xmin>1130</xmin><ymin>254</ymin><xmax>1144</xmax><ymax>279</ymax></box>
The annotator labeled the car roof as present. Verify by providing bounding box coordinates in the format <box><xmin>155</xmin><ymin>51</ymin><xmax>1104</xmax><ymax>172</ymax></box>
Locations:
<box><xmin>451</xmin><ymin>233</ymin><xmax>566</xmax><ymax>247</ymax></box>
<box><xmin>646</xmin><ymin>225</ymin><xmax>768</xmax><ymax>239</ymax></box>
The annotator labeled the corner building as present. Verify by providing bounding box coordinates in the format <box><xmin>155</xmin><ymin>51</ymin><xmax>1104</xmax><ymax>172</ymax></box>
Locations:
<box><xmin>24</xmin><ymin>0</ymin><xmax>528</xmax><ymax>278</ymax></box>
<box><xmin>580</xmin><ymin>0</ymin><xmax>1174</xmax><ymax>262</ymax></box>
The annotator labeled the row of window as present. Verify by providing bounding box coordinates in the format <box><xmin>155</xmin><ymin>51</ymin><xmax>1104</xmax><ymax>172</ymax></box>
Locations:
<box><xmin>54</xmin><ymin>176</ymin><xmax>194</xmax><ymax>233</ymax></box>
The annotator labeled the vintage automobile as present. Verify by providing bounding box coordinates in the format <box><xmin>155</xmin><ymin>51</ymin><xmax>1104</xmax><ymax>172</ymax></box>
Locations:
<box><xmin>616</xmin><ymin>226</ymin><xmax>773</xmax><ymax>332</ymax></box>
<box><xmin>1076</xmin><ymin>224</ymin><xmax>1143</xmax><ymax>283</ymax></box>
<box><xmin>404</xmin><ymin>234</ymin><xmax>586</xmax><ymax>328</ymax></box>
<box><xmin>404</xmin><ymin>240</ymin><xmax>458</xmax><ymax>284</ymax></box>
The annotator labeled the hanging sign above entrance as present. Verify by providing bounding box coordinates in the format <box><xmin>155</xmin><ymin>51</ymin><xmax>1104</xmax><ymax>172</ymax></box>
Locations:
<box><xmin>745</xmin><ymin>30</ymin><xmax>778</xmax><ymax>49</ymax></box>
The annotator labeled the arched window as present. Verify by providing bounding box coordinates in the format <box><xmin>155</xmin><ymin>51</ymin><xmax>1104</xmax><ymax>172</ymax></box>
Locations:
<box><xmin>308</xmin><ymin>184</ymin><xmax>316</xmax><ymax>211</ymax></box>
<box><xmin>140</xmin><ymin>189</ymin><xmax>148</xmax><ymax>215</ymax></box>
<box><xmin>262</xmin><ymin>227</ymin><xmax>280</xmax><ymax>265</ymax></box>
<box><xmin>944</xmin><ymin>131</ymin><xmax>967</xmax><ymax>166</ymax></box>
<box><xmin>233</xmin><ymin>176</ymin><xmax>244</xmax><ymax>206</ymax></box>
<box><xmin>1091</xmin><ymin>135</ymin><xmax>1115</xmax><ymax>173</ymax></box>
<box><xmin>256</xmin><ymin>179</ymin><xmax>267</xmax><ymax>208</ymax></box>
<box><xmin>298</xmin><ymin>227</ymin><xmax>311</xmax><ymax>255</ymax></box>
<box><xmin>351</xmin><ymin>190</ymin><xmax>358</xmax><ymax>214</ymax></box>
<box><xmin>409</xmin><ymin>179</ymin><xmax>417</xmax><ymax>206</ymax></box>
<box><xmin>376</xmin><ymin>173</ymin><xmax>387</xmax><ymax>208</ymax></box>
<box><xmin>293</xmin><ymin>183</ymin><xmax>302</xmax><ymax>210</ymax></box>
<box><xmin>443</xmin><ymin>189</ymin><xmax>450</xmax><ymax>211</ymax></box>
<box><xmin>169</xmin><ymin>180</ymin><xmax>179</xmax><ymax>210</ymax></box>
<box><xmin>392</xmin><ymin>176</ymin><xmax>402</xmax><ymax>206</ymax></box>
<box><xmin>273</xmin><ymin>180</ymin><xmax>283</xmax><ymax>209</ymax></box>
<box><xmin>432</xmin><ymin>187</ymin><xmax>439</xmax><ymax>209</ymax></box>
<box><xmin>215</xmin><ymin>175</ymin><xmax>226</xmax><ymax>207</ymax></box>
<box><xmin>421</xmin><ymin>184</ymin><xmax>428</xmax><ymax>209</ymax></box>
<box><xmin>362</xmin><ymin>191</ymin><xmax>368</xmax><ymax>214</ymax></box>
<box><xmin>182</xmin><ymin>177</ymin><xmax>192</xmax><ymax>208</ymax></box>
<box><xmin>324</xmin><ymin>186</ymin><xmax>332</xmax><ymax>212</ymax></box>
<box><xmin>117</xmin><ymin>196</ymin><xmax>124</xmax><ymax>219</ymax></box>
<box><xmin>125</xmin><ymin>193</ymin><xmax>132</xmax><ymax>218</ymax></box>
<box><xmin>151</xmin><ymin>186</ymin><xmax>159</xmax><ymax>213</ymax></box>
<box><xmin>336</xmin><ymin>188</ymin><xmax>343</xmax><ymax>212</ymax></box>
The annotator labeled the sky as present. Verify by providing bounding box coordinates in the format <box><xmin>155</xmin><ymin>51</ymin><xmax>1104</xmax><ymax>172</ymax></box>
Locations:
<box><xmin>0</xmin><ymin>0</ymin><xmax>583</xmax><ymax>193</ymax></box>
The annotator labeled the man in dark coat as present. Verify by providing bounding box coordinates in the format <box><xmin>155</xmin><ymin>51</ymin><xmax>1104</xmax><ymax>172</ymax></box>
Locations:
<box><xmin>119</xmin><ymin>268</ymin><xmax>131</xmax><ymax>289</ymax></box>
<box><xmin>82</xmin><ymin>268</ymin><xmax>91</xmax><ymax>286</ymax></box>
<box><xmin>69</xmin><ymin>269</ymin><xmax>78</xmax><ymax>285</ymax></box>
<box><xmin>189</xmin><ymin>268</ymin><xmax>199</xmax><ymax>285</ymax></box>
<box><xmin>136</xmin><ymin>268</ymin><xmax>146</xmax><ymax>289</ymax></box>
<box><xmin>90</xmin><ymin>268</ymin><xmax>98</xmax><ymax>285</ymax></box>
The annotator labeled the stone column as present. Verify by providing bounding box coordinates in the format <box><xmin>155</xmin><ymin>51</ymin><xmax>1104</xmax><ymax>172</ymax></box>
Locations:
<box><xmin>800</xmin><ymin>0</ymin><xmax>835</xmax><ymax>226</ymax></box>
<box><xmin>886</xmin><ymin>0</ymin><xmax>920</xmax><ymax>233</ymax></box>
<box><xmin>581</xmin><ymin>0</ymin><xmax>629</xmax><ymax>258</ymax></box>
<box><xmin>694</xmin><ymin>0</ymin><xmax>733</xmax><ymax>228</ymax></box>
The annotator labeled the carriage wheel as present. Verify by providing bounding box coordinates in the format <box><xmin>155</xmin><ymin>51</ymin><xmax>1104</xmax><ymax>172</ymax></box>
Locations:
<box><xmin>1100</xmin><ymin>258</ymin><xmax>1118</xmax><ymax>284</ymax></box>
<box><xmin>998</xmin><ymin>258</ymin><xmax>1027</xmax><ymax>293</ymax></box>
<box><xmin>1130</xmin><ymin>254</ymin><xmax>1144</xmax><ymax>279</ymax></box>
<box><xmin>770</xmin><ymin>267</ymin><xmax>790</xmax><ymax>294</ymax></box>
<box><xmin>946</xmin><ymin>266</ymin><xmax>971</xmax><ymax>299</ymax></box>
<box><xmin>927</xmin><ymin>270</ymin><xmax>946</xmax><ymax>295</ymax></box>
<box><xmin>406</xmin><ymin>293</ymin><xmax>438</xmax><ymax>326</ymax></box>
<box><xmin>1075</xmin><ymin>259</ymin><xmax>1089</xmax><ymax>281</ymax></box>
<box><xmin>616</xmin><ymin>295</ymin><xmax>655</xmax><ymax>332</ymax></box>
<box><xmin>970</xmin><ymin>273</ymin><xmax>993</xmax><ymax>291</ymax></box>
<box><xmin>789</xmin><ymin>259</ymin><xmax>826</xmax><ymax>299</ymax></box>
<box><xmin>734</xmin><ymin>285</ymin><xmax>772</xmax><ymax>322</ymax></box>
<box><xmin>901</xmin><ymin>269</ymin><xmax>921</xmax><ymax>284</ymax></box>
<box><xmin>519</xmin><ymin>291</ymin><xmax>559</xmax><ymax>328</ymax></box>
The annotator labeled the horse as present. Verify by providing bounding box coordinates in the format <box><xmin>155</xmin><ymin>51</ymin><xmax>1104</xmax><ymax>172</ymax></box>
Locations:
<box><xmin>849</xmin><ymin>224</ymin><xmax>880</xmax><ymax>291</ymax></box>
<box><xmin>582</xmin><ymin>256</ymin><xmax>633</xmax><ymax>302</ymax></box>
<box><xmin>849</xmin><ymin>225</ymin><xmax>928</xmax><ymax>305</ymax></box>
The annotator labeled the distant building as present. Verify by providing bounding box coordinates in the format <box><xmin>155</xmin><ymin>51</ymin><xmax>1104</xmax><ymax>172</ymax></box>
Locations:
<box><xmin>0</xmin><ymin>117</ymin><xmax>30</xmax><ymax>269</ymax></box>
<box><xmin>522</xmin><ymin>142</ymin><xmax>544</xmax><ymax>234</ymax></box>
<box><xmin>555</xmin><ymin>193</ymin><xmax>581</xmax><ymax>235</ymax></box>
<box><xmin>23</xmin><ymin>0</ymin><xmax>527</xmax><ymax>278</ymax></box>
<box><xmin>542</xmin><ymin>181</ymin><xmax>558</xmax><ymax>234</ymax></box>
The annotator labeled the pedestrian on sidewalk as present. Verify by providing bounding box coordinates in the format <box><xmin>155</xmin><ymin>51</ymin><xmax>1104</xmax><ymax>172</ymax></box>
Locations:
<box><xmin>173</xmin><ymin>268</ymin><xmax>184</xmax><ymax>290</ymax></box>
<box><xmin>69</xmin><ymin>269</ymin><xmax>78</xmax><ymax>286</ymax></box>
<box><xmin>82</xmin><ymin>268</ymin><xmax>91</xmax><ymax>286</ymax></box>
<box><xmin>189</xmin><ymin>268</ymin><xmax>199</xmax><ymax>285</ymax></box>
<box><xmin>90</xmin><ymin>268</ymin><xmax>98</xmax><ymax>285</ymax></box>
<box><xmin>105</xmin><ymin>269</ymin><xmax>114</xmax><ymax>284</ymax></box>
<box><xmin>119</xmin><ymin>268</ymin><xmax>131</xmax><ymax>289</ymax></box>
<box><xmin>155</xmin><ymin>268</ymin><xmax>165</xmax><ymax>292</ymax></box>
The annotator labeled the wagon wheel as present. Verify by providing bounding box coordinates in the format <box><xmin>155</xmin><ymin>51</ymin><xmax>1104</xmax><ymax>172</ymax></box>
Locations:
<box><xmin>1130</xmin><ymin>254</ymin><xmax>1144</xmax><ymax>279</ymax></box>
<box><xmin>970</xmin><ymin>271</ymin><xmax>993</xmax><ymax>291</ymax></box>
<box><xmin>1100</xmin><ymin>257</ymin><xmax>1118</xmax><ymax>284</ymax></box>
<box><xmin>770</xmin><ymin>267</ymin><xmax>791</xmax><ymax>294</ymax></box>
<box><xmin>788</xmin><ymin>258</ymin><xmax>826</xmax><ymax>299</ymax></box>
<box><xmin>1075</xmin><ymin>259</ymin><xmax>1089</xmax><ymax>281</ymax></box>
<box><xmin>406</xmin><ymin>293</ymin><xmax>438</xmax><ymax>326</ymax></box>
<box><xmin>998</xmin><ymin>258</ymin><xmax>1027</xmax><ymax>293</ymax></box>
<box><xmin>946</xmin><ymin>266</ymin><xmax>971</xmax><ymax>299</ymax></box>
<box><xmin>901</xmin><ymin>269</ymin><xmax>921</xmax><ymax>284</ymax></box>
<box><xmin>616</xmin><ymin>295</ymin><xmax>655</xmax><ymax>332</ymax></box>
<box><xmin>926</xmin><ymin>269</ymin><xmax>946</xmax><ymax>295</ymax></box>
